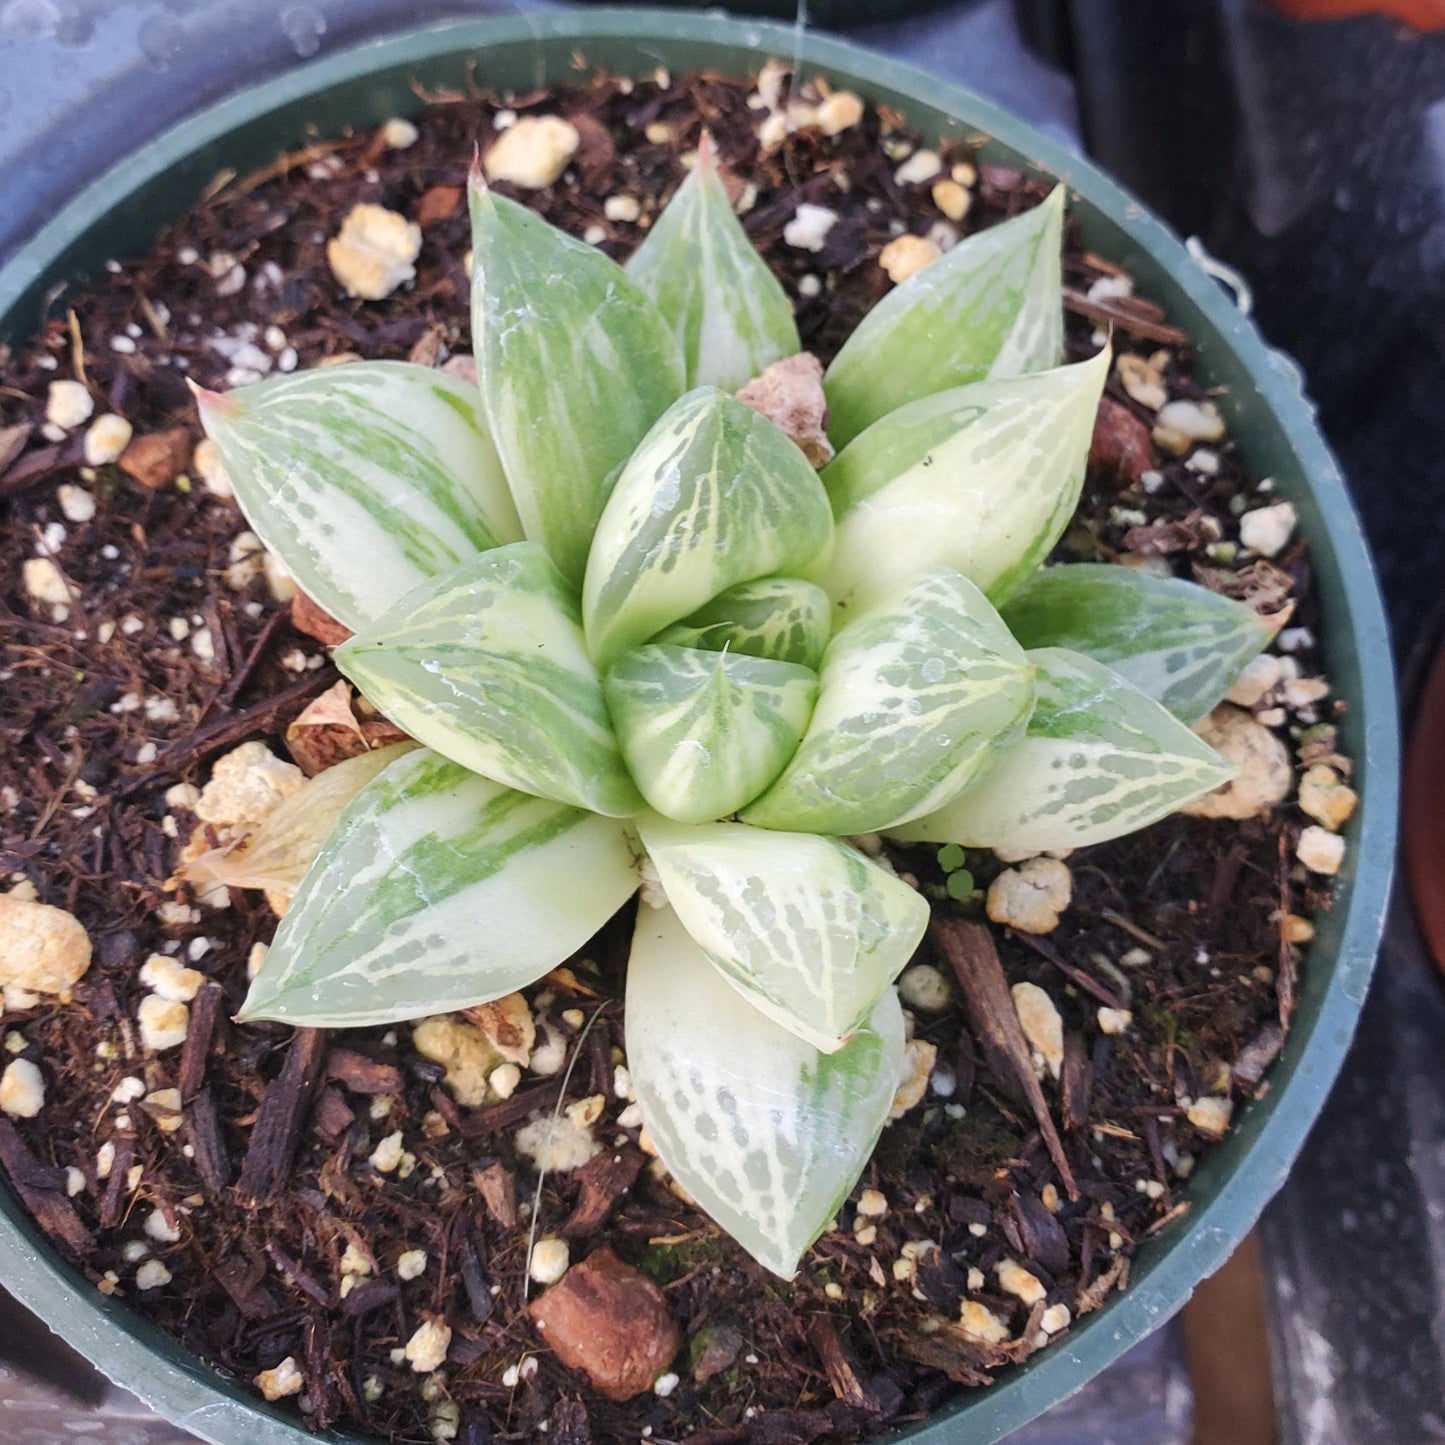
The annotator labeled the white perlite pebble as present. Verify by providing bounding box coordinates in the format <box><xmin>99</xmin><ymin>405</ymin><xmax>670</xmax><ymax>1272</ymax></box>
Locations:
<box><xmin>1154</xmin><ymin>398</ymin><xmax>1225</xmax><ymax>443</ymax></box>
<box><xmin>57</xmin><ymin>483</ymin><xmax>97</xmax><ymax>523</ymax></box>
<box><xmin>139</xmin><ymin>953</ymin><xmax>205</xmax><ymax>1002</ymax></box>
<box><xmin>783</xmin><ymin>203</ymin><xmax>839</xmax><ymax>252</ymax></box>
<box><xmin>958</xmin><ymin>1300</ymin><xmax>1010</xmax><ymax>1345</ymax></box>
<box><xmin>0</xmin><ymin>894</ymin><xmax>92</xmax><ymax>999</ymax></box>
<box><xmin>397</xmin><ymin>1249</ymin><xmax>428</xmax><ymax>1281</ymax></box>
<box><xmin>195</xmin><ymin>741</ymin><xmax>306</xmax><ymax>833</ymax></box>
<box><xmin>987</xmin><ymin>857</ymin><xmax>1072</xmax><ymax>935</ymax></box>
<box><xmin>529</xmin><ymin>1237</ymin><xmax>571</xmax><ymax>1285</ymax></box>
<box><xmin>22</xmin><ymin>557</ymin><xmax>70</xmax><ymax>607</ymax></box>
<box><xmin>192</xmin><ymin>438</ymin><xmax>233</xmax><ymax>499</ymax></box>
<box><xmin>1297</xmin><ymin>825</ymin><xmax>1346</xmax><ymax>876</ymax></box>
<box><xmin>894</xmin><ymin>148</ymin><xmax>943</xmax><ymax>185</ymax></box>
<box><xmin>382</xmin><ymin>117</ymin><xmax>420</xmax><ymax>149</ymax></box>
<box><xmin>136</xmin><ymin>1259</ymin><xmax>173</xmax><ymax>1290</ymax></box>
<box><xmin>484</xmin><ymin>115</ymin><xmax>580</xmax><ymax>189</ymax></box>
<box><xmin>995</xmin><ymin>1257</ymin><xmax>1047</xmax><ymax>1306</ymax></box>
<box><xmin>1186</xmin><ymin>1096</ymin><xmax>1234</xmax><ymax>1139</ymax></box>
<box><xmin>405</xmin><ymin>1320</ymin><xmax>452</xmax><ymax>1374</ymax></box>
<box><xmin>1011</xmin><ymin>983</ymin><xmax>1065</xmax><ymax>1079</ymax></box>
<box><xmin>327</xmin><ymin>203</ymin><xmax>422</xmax><ymax>301</ymax></box>
<box><xmin>897</xmin><ymin>964</ymin><xmax>952</xmax><ymax>1014</ymax></box>
<box><xmin>856</xmin><ymin>1188</ymin><xmax>888</xmax><ymax>1218</ymax></box>
<box><xmin>1097</xmin><ymin>1006</ymin><xmax>1133</xmax><ymax>1036</ymax></box>
<box><xmin>1181</xmin><ymin>706</ymin><xmax>1291</xmax><ymax>821</ymax></box>
<box><xmin>1040</xmin><ymin>1303</ymin><xmax>1072</xmax><ymax>1335</ymax></box>
<box><xmin>514</xmin><ymin>1114</ymin><xmax>600</xmax><ymax>1174</ymax></box>
<box><xmin>1298</xmin><ymin>765</ymin><xmax>1358</xmax><ymax>833</ymax></box>
<box><xmin>878</xmin><ymin>233</ymin><xmax>941</xmax><ymax>284</ymax></box>
<box><xmin>1240</xmin><ymin>501</ymin><xmax>1297</xmax><ymax>559</ymax></box>
<box><xmin>370</xmin><ymin>1131</ymin><xmax>405</xmax><ymax>1172</ymax></box>
<box><xmin>604</xmin><ymin>194</ymin><xmax>641</xmax><ymax>223</ymax></box>
<box><xmin>256</xmin><ymin>1357</ymin><xmax>305</xmax><ymax>1401</ymax></box>
<box><xmin>653</xmin><ymin>1372</ymin><xmax>680</xmax><ymax>1398</ymax></box>
<box><xmin>1225</xmin><ymin>653</ymin><xmax>1281</xmax><ymax>708</ymax></box>
<box><xmin>46</xmin><ymin>379</ymin><xmax>94</xmax><ymax>429</ymax></box>
<box><xmin>138</xmin><ymin>995</ymin><xmax>190</xmax><ymax>1052</ymax></box>
<box><xmin>0</xmin><ymin>1059</ymin><xmax>45</xmax><ymax>1118</ymax></box>
<box><xmin>144</xmin><ymin>1209</ymin><xmax>182</xmax><ymax>1244</ymax></box>
<box><xmin>815</xmin><ymin>90</ymin><xmax>864</xmax><ymax>135</ymax></box>
<box><xmin>83</xmin><ymin>413</ymin><xmax>133</xmax><ymax>466</ymax></box>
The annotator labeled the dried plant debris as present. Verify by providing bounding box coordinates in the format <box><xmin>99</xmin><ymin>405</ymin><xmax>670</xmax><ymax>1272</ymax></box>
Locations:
<box><xmin>0</xmin><ymin>64</ymin><xmax>1347</xmax><ymax>1444</ymax></box>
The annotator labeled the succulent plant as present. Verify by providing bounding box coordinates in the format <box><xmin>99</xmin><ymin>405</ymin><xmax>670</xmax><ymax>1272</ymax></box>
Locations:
<box><xmin>195</xmin><ymin>139</ymin><xmax>1270</xmax><ymax>1279</ymax></box>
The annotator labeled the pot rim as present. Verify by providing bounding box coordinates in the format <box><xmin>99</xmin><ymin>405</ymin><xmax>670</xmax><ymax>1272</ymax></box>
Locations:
<box><xmin>0</xmin><ymin>10</ymin><xmax>1400</xmax><ymax>1445</ymax></box>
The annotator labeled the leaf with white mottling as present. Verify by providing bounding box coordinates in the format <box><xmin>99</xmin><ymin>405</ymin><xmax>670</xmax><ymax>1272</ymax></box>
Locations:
<box><xmin>195</xmin><ymin>362</ymin><xmax>521</xmax><ymax>631</ymax></box>
<box><xmin>583</xmin><ymin>387</ymin><xmax>834</xmax><ymax>668</ymax></box>
<box><xmin>823</xmin><ymin>187</ymin><xmax>1065</xmax><ymax>448</ymax></box>
<box><xmin>624</xmin><ymin>903</ymin><xmax>905</xmax><ymax>1278</ymax></box>
<box><xmin>652</xmin><ymin>577</ymin><xmax>832</xmax><ymax>670</ymax></box>
<box><xmin>604</xmin><ymin>645</ymin><xmax>816</xmax><ymax>823</ymax></box>
<box><xmin>638</xmin><ymin>815</ymin><xmax>927</xmax><ymax>1052</ymax></box>
<box><xmin>240</xmin><ymin>748</ymin><xmax>640</xmax><ymax>1028</ymax></box>
<box><xmin>336</xmin><ymin>544</ymin><xmax>641</xmax><ymax>817</ymax></box>
<box><xmin>1000</xmin><ymin>564</ymin><xmax>1276</xmax><ymax>722</ymax></box>
<box><xmin>817</xmin><ymin>351</ymin><xmax>1109</xmax><ymax>615</ymax></box>
<box><xmin>626</xmin><ymin>134</ymin><xmax>800</xmax><ymax>391</ymax></box>
<box><xmin>469</xmin><ymin>181</ymin><xmax>685</xmax><ymax>586</ymax></box>
<box><xmin>741</xmin><ymin>568</ymin><xmax>1035</xmax><ymax>835</ymax></box>
<box><xmin>889</xmin><ymin>647</ymin><xmax>1236</xmax><ymax>851</ymax></box>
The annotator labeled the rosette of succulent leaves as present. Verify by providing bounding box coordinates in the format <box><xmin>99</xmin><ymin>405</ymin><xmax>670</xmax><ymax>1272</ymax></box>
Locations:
<box><xmin>196</xmin><ymin>141</ymin><xmax>1271</xmax><ymax>1279</ymax></box>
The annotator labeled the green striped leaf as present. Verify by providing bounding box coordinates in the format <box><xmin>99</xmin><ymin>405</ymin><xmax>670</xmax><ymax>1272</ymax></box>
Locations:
<box><xmin>469</xmin><ymin>181</ymin><xmax>685</xmax><ymax>586</ymax></box>
<box><xmin>741</xmin><ymin>568</ymin><xmax>1036</xmax><ymax>835</ymax></box>
<box><xmin>604</xmin><ymin>646</ymin><xmax>817</xmax><ymax>823</ymax></box>
<box><xmin>653</xmin><ymin>577</ymin><xmax>832</xmax><ymax>670</ymax></box>
<box><xmin>195</xmin><ymin>361</ymin><xmax>521</xmax><ymax>631</ymax></box>
<box><xmin>823</xmin><ymin>187</ymin><xmax>1066</xmax><ymax>448</ymax></box>
<box><xmin>889</xmin><ymin>647</ymin><xmax>1236</xmax><ymax>852</ymax></box>
<box><xmin>626</xmin><ymin>133</ymin><xmax>800</xmax><ymax>392</ymax></box>
<box><xmin>817</xmin><ymin>351</ymin><xmax>1109</xmax><ymax>615</ymax></box>
<box><xmin>1001</xmin><ymin>564</ymin><xmax>1276</xmax><ymax>723</ymax></box>
<box><xmin>240</xmin><ymin>748</ymin><xmax>640</xmax><ymax>1028</ymax></box>
<box><xmin>336</xmin><ymin>544</ymin><xmax>641</xmax><ymax>817</ymax></box>
<box><xmin>582</xmin><ymin>387</ymin><xmax>834</xmax><ymax>668</ymax></box>
<box><xmin>638</xmin><ymin>815</ymin><xmax>927</xmax><ymax>1052</ymax></box>
<box><xmin>624</xmin><ymin>903</ymin><xmax>905</xmax><ymax>1279</ymax></box>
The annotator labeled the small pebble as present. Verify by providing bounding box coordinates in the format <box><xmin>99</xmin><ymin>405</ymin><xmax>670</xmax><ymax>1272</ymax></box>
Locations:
<box><xmin>815</xmin><ymin>90</ymin><xmax>864</xmax><ymax>135</ymax></box>
<box><xmin>397</xmin><ymin>1249</ymin><xmax>428</xmax><ymax>1281</ymax></box>
<box><xmin>1186</xmin><ymin>1096</ymin><xmax>1234</xmax><ymax>1138</ymax></box>
<box><xmin>382</xmin><ymin>117</ymin><xmax>419</xmax><ymax>149</ymax></box>
<box><xmin>57</xmin><ymin>483</ymin><xmax>97</xmax><ymax>522</ymax></box>
<box><xmin>404</xmin><ymin>1320</ymin><xmax>452</xmax><ymax>1374</ymax></box>
<box><xmin>1097</xmin><ymin>1006</ymin><xmax>1133</xmax><ymax>1035</ymax></box>
<box><xmin>931</xmin><ymin>178</ymin><xmax>972</xmax><ymax>222</ymax></box>
<box><xmin>1240</xmin><ymin>501</ymin><xmax>1298</xmax><ymax>559</ymax></box>
<box><xmin>894</xmin><ymin>149</ymin><xmax>943</xmax><ymax>185</ymax></box>
<box><xmin>1011</xmin><ymin>983</ymin><xmax>1065</xmax><ymax>1079</ymax></box>
<box><xmin>255</xmin><ymin>1357</ymin><xmax>305</xmax><ymax>1401</ymax></box>
<box><xmin>484</xmin><ymin>115</ymin><xmax>579</xmax><ymax>189</ymax></box>
<box><xmin>1297</xmin><ymin>825</ymin><xmax>1346</xmax><ymax>875</ymax></box>
<box><xmin>0</xmin><ymin>1059</ymin><xmax>45</xmax><ymax>1118</ymax></box>
<box><xmin>529</xmin><ymin>1237</ymin><xmax>571</xmax><ymax>1285</ymax></box>
<box><xmin>604</xmin><ymin>194</ymin><xmax>641</xmax><ymax>223</ymax></box>
<box><xmin>878</xmin><ymin>233</ymin><xmax>941</xmax><ymax>284</ymax></box>
<box><xmin>136</xmin><ymin>1259</ymin><xmax>173</xmax><ymax>1290</ymax></box>
<box><xmin>996</xmin><ymin>1257</ymin><xmax>1046</xmax><ymax>1305</ymax></box>
<box><xmin>783</xmin><ymin>203</ymin><xmax>839</xmax><ymax>252</ymax></box>
<box><xmin>46</xmin><ymin>379</ymin><xmax>94</xmax><ymax>430</ymax></box>
<box><xmin>137</xmin><ymin>995</ymin><xmax>189</xmax><ymax>1052</ymax></box>
<box><xmin>856</xmin><ymin>1188</ymin><xmax>888</xmax><ymax>1218</ymax></box>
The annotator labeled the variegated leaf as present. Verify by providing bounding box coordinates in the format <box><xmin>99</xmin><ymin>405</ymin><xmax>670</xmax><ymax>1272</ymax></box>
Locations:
<box><xmin>1001</xmin><ymin>564</ymin><xmax>1276</xmax><ymax>722</ymax></box>
<box><xmin>240</xmin><ymin>748</ymin><xmax>640</xmax><ymax>1028</ymax></box>
<box><xmin>653</xmin><ymin>576</ymin><xmax>832</xmax><ymax>670</ymax></box>
<box><xmin>469</xmin><ymin>180</ymin><xmax>685</xmax><ymax>586</ymax></box>
<box><xmin>582</xmin><ymin>387</ymin><xmax>834</xmax><ymax>668</ymax></box>
<box><xmin>889</xmin><ymin>647</ymin><xmax>1236</xmax><ymax>851</ymax></box>
<box><xmin>624</xmin><ymin>903</ymin><xmax>905</xmax><ymax>1278</ymax></box>
<box><xmin>604</xmin><ymin>646</ymin><xmax>817</xmax><ymax>823</ymax></box>
<box><xmin>195</xmin><ymin>362</ymin><xmax>522</xmax><ymax>631</ymax></box>
<box><xmin>823</xmin><ymin>187</ymin><xmax>1066</xmax><ymax>447</ymax></box>
<box><xmin>626</xmin><ymin>133</ymin><xmax>800</xmax><ymax>391</ymax></box>
<box><xmin>741</xmin><ymin>568</ymin><xmax>1036</xmax><ymax>835</ymax></box>
<box><xmin>336</xmin><ymin>544</ymin><xmax>641</xmax><ymax>817</ymax></box>
<box><xmin>817</xmin><ymin>350</ymin><xmax>1109</xmax><ymax>614</ymax></box>
<box><xmin>638</xmin><ymin>815</ymin><xmax>927</xmax><ymax>1052</ymax></box>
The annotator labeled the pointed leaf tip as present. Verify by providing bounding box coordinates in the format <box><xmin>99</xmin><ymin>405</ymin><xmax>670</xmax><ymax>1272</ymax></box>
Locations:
<box><xmin>695</xmin><ymin>128</ymin><xmax>717</xmax><ymax>170</ymax></box>
<box><xmin>188</xmin><ymin>380</ymin><xmax>237</xmax><ymax>417</ymax></box>
<box><xmin>468</xmin><ymin>144</ymin><xmax>486</xmax><ymax>192</ymax></box>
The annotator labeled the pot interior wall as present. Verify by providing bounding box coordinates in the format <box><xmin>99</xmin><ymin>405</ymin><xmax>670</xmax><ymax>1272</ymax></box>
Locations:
<box><xmin>0</xmin><ymin>11</ymin><xmax>1398</xmax><ymax>1445</ymax></box>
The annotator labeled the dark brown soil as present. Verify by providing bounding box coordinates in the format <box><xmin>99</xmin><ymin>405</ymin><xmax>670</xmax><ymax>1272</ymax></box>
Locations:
<box><xmin>0</xmin><ymin>65</ymin><xmax>1342</xmax><ymax>1445</ymax></box>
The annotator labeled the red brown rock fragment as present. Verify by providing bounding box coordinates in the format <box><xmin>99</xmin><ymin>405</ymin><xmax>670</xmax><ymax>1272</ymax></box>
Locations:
<box><xmin>527</xmin><ymin>1246</ymin><xmax>680</xmax><ymax>1402</ymax></box>
<box><xmin>291</xmin><ymin>589</ymin><xmax>353</xmax><ymax>646</ymax></box>
<box><xmin>736</xmin><ymin>352</ymin><xmax>835</xmax><ymax>467</ymax></box>
<box><xmin>118</xmin><ymin>426</ymin><xmax>191</xmax><ymax>489</ymax></box>
<box><xmin>1087</xmin><ymin>396</ymin><xmax>1154</xmax><ymax>483</ymax></box>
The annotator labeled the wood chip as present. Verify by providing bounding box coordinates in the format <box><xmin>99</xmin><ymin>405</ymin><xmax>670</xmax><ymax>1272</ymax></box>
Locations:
<box><xmin>236</xmin><ymin>1028</ymin><xmax>329</xmax><ymax>1206</ymax></box>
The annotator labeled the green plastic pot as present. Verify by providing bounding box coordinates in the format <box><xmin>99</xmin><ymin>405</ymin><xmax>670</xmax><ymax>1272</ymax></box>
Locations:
<box><xmin>0</xmin><ymin>10</ymin><xmax>1399</xmax><ymax>1443</ymax></box>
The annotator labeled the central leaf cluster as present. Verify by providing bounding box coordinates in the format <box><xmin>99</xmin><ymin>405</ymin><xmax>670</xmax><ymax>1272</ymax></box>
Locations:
<box><xmin>196</xmin><ymin>132</ymin><xmax>1268</xmax><ymax>1279</ymax></box>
